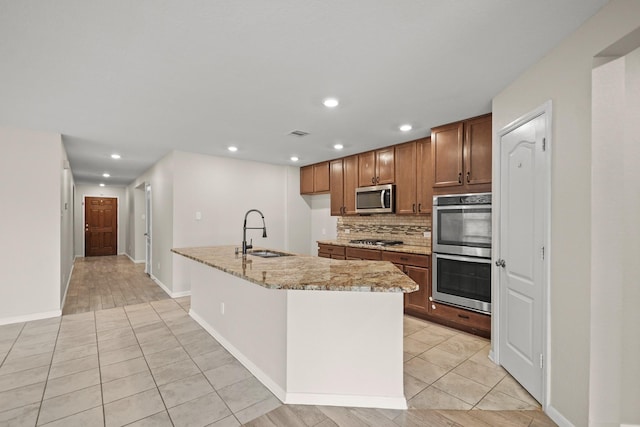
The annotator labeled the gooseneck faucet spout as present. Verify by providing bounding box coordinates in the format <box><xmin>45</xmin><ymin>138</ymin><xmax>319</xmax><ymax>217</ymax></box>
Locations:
<box><xmin>242</xmin><ymin>209</ymin><xmax>267</xmax><ymax>255</ymax></box>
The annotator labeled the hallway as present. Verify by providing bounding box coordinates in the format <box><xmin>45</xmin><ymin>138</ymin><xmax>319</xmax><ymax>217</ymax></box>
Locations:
<box><xmin>63</xmin><ymin>256</ymin><xmax>170</xmax><ymax>315</ymax></box>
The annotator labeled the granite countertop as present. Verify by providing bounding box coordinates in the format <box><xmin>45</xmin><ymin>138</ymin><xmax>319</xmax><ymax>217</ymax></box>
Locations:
<box><xmin>316</xmin><ymin>240</ymin><xmax>431</xmax><ymax>255</ymax></box>
<box><xmin>172</xmin><ymin>246</ymin><xmax>418</xmax><ymax>293</ymax></box>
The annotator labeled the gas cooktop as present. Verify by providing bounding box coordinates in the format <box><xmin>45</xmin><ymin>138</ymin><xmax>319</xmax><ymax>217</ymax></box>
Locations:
<box><xmin>349</xmin><ymin>239</ymin><xmax>404</xmax><ymax>247</ymax></box>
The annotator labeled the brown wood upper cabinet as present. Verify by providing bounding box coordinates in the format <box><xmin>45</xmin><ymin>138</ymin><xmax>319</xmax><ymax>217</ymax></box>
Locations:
<box><xmin>395</xmin><ymin>137</ymin><xmax>432</xmax><ymax>215</ymax></box>
<box><xmin>358</xmin><ymin>147</ymin><xmax>395</xmax><ymax>187</ymax></box>
<box><xmin>300</xmin><ymin>162</ymin><xmax>330</xmax><ymax>195</ymax></box>
<box><xmin>431</xmin><ymin>113</ymin><xmax>492</xmax><ymax>194</ymax></box>
<box><xmin>329</xmin><ymin>156</ymin><xmax>358</xmax><ymax>216</ymax></box>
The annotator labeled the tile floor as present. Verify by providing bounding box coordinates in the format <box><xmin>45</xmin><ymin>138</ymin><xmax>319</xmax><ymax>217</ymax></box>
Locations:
<box><xmin>62</xmin><ymin>256</ymin><xmax>170</xmax><ymax>315</ymax></box>
<box><xmin>1</xmin><ymin>255</ymin><xmax>555</xmax><ymax>426</ymax></box>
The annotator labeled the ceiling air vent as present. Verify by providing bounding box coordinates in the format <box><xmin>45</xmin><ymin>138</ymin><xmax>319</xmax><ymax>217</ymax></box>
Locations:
<box><xmin>288</xmin><ymin>130</ymin><xmax>309</xmax><ymax>137</ymax></box>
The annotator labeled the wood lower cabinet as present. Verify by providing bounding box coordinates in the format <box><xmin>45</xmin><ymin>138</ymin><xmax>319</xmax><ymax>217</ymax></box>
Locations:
<box><xmin>432</xmin><ymin>113</ymin><xmax>492</xmax><ymax>195</ymax></box>
<box><xmin>300</xmin><ymin>162</ymin><xmax>330</xmax><ymax>195</ymax></box>
<box><xmin>429</xmin><ymin>300</ymin><xmax>491</xmax><ymax>338</ymax></box>
<box><xmin>382</xmin><ymin>252</ymin><xmax>430</xmax><ymax>316</ymax></box>
<box><xmin>345</xmin><ymin>247</ymin><xmax>382</xmax><ymax>261</ymax></box>
<box><xmin>330</xmin><ymin>156</ymin><xmax>358</xmax><ymax>216</ymax></box>
<box><xmin>358</xmin><ymin>147</ymin><xmax>395</xmax><ymax>187</ymax></box>
<box><xmin>318</xmin><ymin>243</ymin><xmax>346</xmax><ymax>260</ymax></box>
<box><xmin>395</xmin><ymin>138</ymin><xmax>432</xmax><ymax>215</ymax></box>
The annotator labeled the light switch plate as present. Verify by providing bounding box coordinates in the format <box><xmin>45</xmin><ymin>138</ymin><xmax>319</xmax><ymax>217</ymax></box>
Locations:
<box><xmin>195</xmin><ymin>211</ymin><xmax>202</xmax><ymax>220</ymax></box>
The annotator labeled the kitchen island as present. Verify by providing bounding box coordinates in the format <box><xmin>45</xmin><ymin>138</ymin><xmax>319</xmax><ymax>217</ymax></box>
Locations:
<box><xmin>172</xmin><ymin>246</ymin><xmax>418</xmax><ymax>409</ymax></box>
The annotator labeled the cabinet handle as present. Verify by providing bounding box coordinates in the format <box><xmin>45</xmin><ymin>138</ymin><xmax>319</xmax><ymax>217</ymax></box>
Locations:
<box><xmin>466</xmin><ymin>171</ymin><xmax>470</xmax><ymax>183</ymax></box>
<box><xmin>428</xmin><ymin>296</ymin><xmax>433</xmax><ymax>301</ymax></box>
<box><xmin>431</xmin><ymin>304</ymin><xmax>436</xmax><ymax>310</ymax></box>
<box><xmin>412</xmin><ymin>203</ymin><xmax>416</xmax><ymax>213</ymax></box>
<box><xmin>458</xmin><ymin>314</ymin><xmax>470</xmax><ymax>319</ymax></box>
<box><xmin>400</xmin><ymin>257</ymin><xmax>409</xmax><ymax>261</ymax></box>
<box><xmin>458</xmin><ymin>172</ymin><xmax>462</xmax><ymax>184</ymax></box>
<box><xmin>328</xmin><ymin>248</ymin><xmax>334</xmax><ymax>252</ymax></box>
<box><xmin>418</xmin><ymin>203</ymin><xmax>422</xmax><ymax>212</ymax></box>
<box><xmin>371</xmin><ymin>177</ymin><xmax>375</xmax><ymax>184</ymax></box>
<box><xmin>376</xmin><ymin>176</ymin><xmax>380</xmax><ymax>183</ymax></box>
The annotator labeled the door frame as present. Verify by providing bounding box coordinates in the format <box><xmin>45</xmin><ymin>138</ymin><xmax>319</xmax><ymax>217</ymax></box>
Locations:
<box><xmin>82</xmin><ymin>194</ymin><xmax>120</xmax><ymax>257</ymax></box>
<box><xmin>144</xmin><ymin>183</ymin><xmax>152</xmax><ymax>276</ymax></box>
<box><xmin>491</xmin><ymin>100</ymin><xmax>552</xmax><ymax>409</ymax></box>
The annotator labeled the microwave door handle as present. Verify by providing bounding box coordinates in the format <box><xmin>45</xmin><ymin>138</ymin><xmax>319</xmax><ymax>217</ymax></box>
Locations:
<box><xmin>380</xmin><ymin>190</ymin><xmax>385</xmax><ymax>208</ymax></box>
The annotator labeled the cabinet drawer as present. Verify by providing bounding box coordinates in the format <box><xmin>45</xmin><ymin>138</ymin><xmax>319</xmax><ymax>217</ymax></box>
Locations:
<box><xmin>318</xmin><ymin>244</ymin><xmax>345</xmax><ymax>257</ymax></box>
<box><xmin>382</xmin><ymin>252</ymin><xmax>430</xmax><ymax>268</ymax></box>
<box><xmin>346</xmin><ymin>247</ymin><xmax>382</xmax><ymax>261</ymax></box>
<box><xmin>429</xmin><ymin>301</ymin><xmax>491</xmax><ymax>332</ymax></box>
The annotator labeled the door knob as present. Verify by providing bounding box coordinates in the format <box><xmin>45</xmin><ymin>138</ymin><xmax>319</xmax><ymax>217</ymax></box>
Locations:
<box><xmin>495</xmin><ymin>259</ymin><xmax>506</xmax><ymax>268</ymax></box>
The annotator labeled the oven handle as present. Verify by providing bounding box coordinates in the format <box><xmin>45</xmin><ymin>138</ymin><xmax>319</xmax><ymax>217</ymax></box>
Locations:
<box><xmin>433</xmin><ymin>252</ymin><xmax>492</xmax><ymax>264</ymax></box>
<box><xmin>433</xmin><ymin>204</ymin><xmax>492</xmax><ymax>211</ymax></box>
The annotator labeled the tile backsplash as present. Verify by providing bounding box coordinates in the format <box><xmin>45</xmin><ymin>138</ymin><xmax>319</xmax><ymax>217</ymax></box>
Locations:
<box><xmin>337</xmin><ymin>214</ymin><xmax>432</xmax><ymax>247</ymax></box>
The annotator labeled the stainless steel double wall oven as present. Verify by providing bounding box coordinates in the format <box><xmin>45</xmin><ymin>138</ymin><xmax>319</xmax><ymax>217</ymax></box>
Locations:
<box><xmin>432</xmin><ymin>193</ymin><xmax>492</xmax><ymax>314</ymax></box>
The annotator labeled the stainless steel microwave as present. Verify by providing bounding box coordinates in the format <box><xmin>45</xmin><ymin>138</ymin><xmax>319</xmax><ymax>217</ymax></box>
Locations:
<box><xmin>355</xmin><ymin>184</ymin><xmax>395</xmax><ymax>214</ymax></box>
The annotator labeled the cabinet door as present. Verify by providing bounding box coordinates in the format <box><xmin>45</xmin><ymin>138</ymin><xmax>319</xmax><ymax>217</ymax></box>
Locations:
<box><xmin>432</xmin><ymin>122</ymin><xmax>464</xmax><ymax>189</ymax></box>
<box><xmin>405</xmin><ymin>266</ymin><xmax>430</xmax><ymax>314</ymax></box>
<box><xmin>313</xmin><ymin>162</ymin><xmax>330</xmax><ymax>193</ymax></box>
<box><xmin>394</xmin><ymin>141</ymin><xmax>418</xmax><ymax>215</ymax></box>
<box><xmin>464</xmin><ymin>114</ymin><xmax>492</xmax><ymax>188</ymax></box>
<box><xmin>300</xmin><ymin>165</ymin><xmax>314</xmax><ymax>194</ymax></box>
<box><xmin>376</xmin><ymin>147</ymin><xmax>395</xmax><ymax>184</ymax></box>
<box><xmin>329</xmin><ymin>159</ymin><xmax>344</xmax><ymax>216</ymax></box>
<box><xmin>343</xmin><ymin>155</ymin><xmax>358</xmax><ymax>215</ymax></box>
<box><xmin>358</xmin><ymin>151</ymin><xmax>376</xmax><ymax>187</ymax></box>
<box><xmin>416</xmin><ymin>137</ymin><xmax>433</xmax><ymax>214</ymax></box>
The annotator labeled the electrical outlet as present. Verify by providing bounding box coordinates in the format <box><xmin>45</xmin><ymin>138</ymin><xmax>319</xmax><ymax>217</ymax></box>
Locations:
<box><xmin>423</xmin><ymin>231</ymin><xmax>431</xmax><ymax>238</ymax></box>
<box><xmin>345</xmin><ymin>229</ymin><xmax>350</xmax><ymax>234</ymax></box>
<box><xmin>195</xmin><ymin>211</ymin><xmax>202</xmax><ymax>221</ymax></box>
<box><xmin>220</xmin><ymin>302</ymin><xmax>225</xmax><ymax>315</ymax></box>
<box><xmin>321</xmin><ymin>228</ymin><xmax>326</xmax><ymax>235</ymax></box>
<box><xmin>157</xmin><ymin>262</ymin><xmax>161</xmax><ymax>270</ymax></box>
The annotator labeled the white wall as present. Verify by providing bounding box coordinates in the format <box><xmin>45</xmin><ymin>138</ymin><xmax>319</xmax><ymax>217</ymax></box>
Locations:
<box><xmin>0</xmin><ymin>127</ymin><xmax>64</xmax><ymax>323</ymax></box>
<box><xmin>171</xmin><ymin>151</ymin><xmax>310</xmax><ymax>294</ymax></box>
<box><xmin>309</xmin><ymin>194</ymin><xmax>337</xmax><ymax>255</ymax></box>
<box><xmin>129</xmin><ymin>153</ymin><xmax>175</xmax><ymax>291</ymax></box>
<box><xmin>60</xmin><ymin>146</ymin><xmax>75</xmax><ymax>304</ymax></box>
<box><xmin>492</xmin><ymin>1</ymin><xmax>640</xmax><ymax>425</ymax></box>
<box><xmin>74</xmin><ymin>185</ymin><xmax>128</xmax><ymax>257</ymax></box>
<box><xmin>590</xmin><ymin>46</ymin><xmax>640</xmax><ymax>427</ymax></box>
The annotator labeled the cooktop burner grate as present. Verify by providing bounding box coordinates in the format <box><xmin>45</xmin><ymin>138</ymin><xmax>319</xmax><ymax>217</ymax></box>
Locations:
<box><xmin>349</xmin><ymin>239</ymin><xmax>404</xmax><ymax>247</ymax></box>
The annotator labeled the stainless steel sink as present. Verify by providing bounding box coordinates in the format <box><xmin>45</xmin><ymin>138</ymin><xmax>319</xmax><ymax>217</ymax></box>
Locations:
<box><xmin>248</xmin><ymin>250</ymin><xmax>292</xmax><ymax>258</ymax></box>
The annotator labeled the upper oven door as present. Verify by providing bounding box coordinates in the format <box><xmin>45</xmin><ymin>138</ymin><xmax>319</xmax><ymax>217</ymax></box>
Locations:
<box><xmin>433</xmin><ymin>202</ymin><xmax>492</xmax><ymax>257</ymax></box>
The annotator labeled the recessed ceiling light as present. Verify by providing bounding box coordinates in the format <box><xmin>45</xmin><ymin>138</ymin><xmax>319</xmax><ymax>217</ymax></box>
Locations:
<box><xmin>290</xmin><ymin>156</ymin><xmax>299</xmax><ymax>162</ymax></box>
<box><xmin>334</xmin><ymin>144</ymin><xmax>344</xmax><ymax>150</ymax></box>
<box><xmin>111</xmin><ymin>154</ymin><xmax>121</xmax><ymax>159</ymax></box>
<box><xmin>323</xmin><ymin>98</ymin><xmax>339</xmax><ymax>108</ymax></box>
<box><xmin>399</xmin><ymin>124</ymin><xmax>412</xmax><ymax>132</ymax></box>
<box><xmin>228</xmin><ymin>146</ymin><xmax>238</xmax><ymax>152</ymax></box>
<box><xmin>99</xmin><ymin>183</ymin><xmax>105</xmax><ymax>187</ymax></box>
<box><xmin>102</xmin><ymin>173</ymin><xmax>110</xmax><ymax>178</ymax></box>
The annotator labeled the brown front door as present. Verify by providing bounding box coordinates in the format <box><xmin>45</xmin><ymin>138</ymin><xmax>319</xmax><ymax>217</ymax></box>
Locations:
<box><xmin>85</xmin><ymin>197</ymin><xmax>118</xmax><ymax>257</ymax></box>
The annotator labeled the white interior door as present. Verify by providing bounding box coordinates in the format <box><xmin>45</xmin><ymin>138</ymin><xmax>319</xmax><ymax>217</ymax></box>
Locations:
<box><xmin>497</xmin><ymin>110</ymin><xmax>548</xmax><ymax>403</ymax></box>
<box><xmin>145</xmin><ymin>183</ymin><xmax>152</xmax><ymax>275</ymax></box>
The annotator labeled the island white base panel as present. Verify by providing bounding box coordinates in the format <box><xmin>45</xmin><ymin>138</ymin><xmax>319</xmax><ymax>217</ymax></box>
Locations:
<box><xmin>188</xmin><ymin>261</ymin><xmax>407</xmax><ymax>409</ymax></box>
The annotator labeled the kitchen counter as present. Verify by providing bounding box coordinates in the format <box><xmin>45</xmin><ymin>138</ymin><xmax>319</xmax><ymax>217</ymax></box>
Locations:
<box><xmin>316</xmin><ymin>239</ymin><xmax>431</xmax><ymax>255</ymax></box>
<box><xmin>171</xmin><ymin>245</ymin><xmax>418</xmax><ymax>292</ymax></box>
<box><xmin>172</xmin><ymin>245</ymin><xmax>408</xmax><ymax>409</ymax></box>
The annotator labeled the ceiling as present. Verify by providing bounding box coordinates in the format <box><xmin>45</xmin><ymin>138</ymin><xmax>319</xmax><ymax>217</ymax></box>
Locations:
<box><xmin>0</xmin><ymin>1</ymin><xmax>608</xmax><ymax>186</ymax></box>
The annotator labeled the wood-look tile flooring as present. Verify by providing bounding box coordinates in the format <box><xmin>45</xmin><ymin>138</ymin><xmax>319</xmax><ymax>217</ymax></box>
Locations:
<box><xmin>63</xmin><ymin>256</ymin><xmax>170</xmax><ymax>315</ymax></box>
<box><xmin>0</xmin><ymin>256</ymin><xmax>557</xmax><ymax>426</ymax></box>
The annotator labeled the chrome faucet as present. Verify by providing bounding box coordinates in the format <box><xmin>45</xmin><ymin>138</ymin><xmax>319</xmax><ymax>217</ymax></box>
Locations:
<box><xmin>242</xmin><ymin>209</ymin><xmax>267</xmax><ymax>255</ymax></box>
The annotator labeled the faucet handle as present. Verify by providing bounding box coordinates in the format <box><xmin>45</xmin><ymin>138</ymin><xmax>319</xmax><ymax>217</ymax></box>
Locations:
<box><xmin>246</xmin><ymin>238</ymin><xmax>253</xmax><ymax>250</ymax></box>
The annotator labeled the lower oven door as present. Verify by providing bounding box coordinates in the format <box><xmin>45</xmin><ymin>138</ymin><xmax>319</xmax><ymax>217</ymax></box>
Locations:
<box><xmin>432</xmin><ymin>253</ymin><xmax>491</xmax><ymax>314</ymax></box>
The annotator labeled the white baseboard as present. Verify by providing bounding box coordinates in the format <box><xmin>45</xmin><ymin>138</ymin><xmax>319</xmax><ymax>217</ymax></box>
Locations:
<box><xmin>189</xmin><ymin>309</ymin><xmax>407</xmax><ymax>410</ymax></box>
<box><xmin>190</xmin><ymin>309</ymin><xmax>287</xmax><ymax>403</ymax></box>
<box><xmin>149</xmin><ymin>275</ymin><xmax>191</xmax><ymax>298</ymax></box>
<box><xmin>171</xmin><ymin>290</ymin><xmax>191</xmax><ymax>298</ymax></box>
<box><xmin>0</xmin><ymin>310</ymin><xmax>62</xmax><ymax>326</ymax></box>
<box><xmin>60</xmin><ymin>261</ymin><xmax>75</xmax><ymax>311</ymax></box>
<box><xmin>546</xmin><ymin>404</ymin><xmax>574</xmax><ymax>427</ymax></box>
<box><xmin>125</xmin><ymin>253</ymin><xmax>145</xmax><ymax>264</ymax></box>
